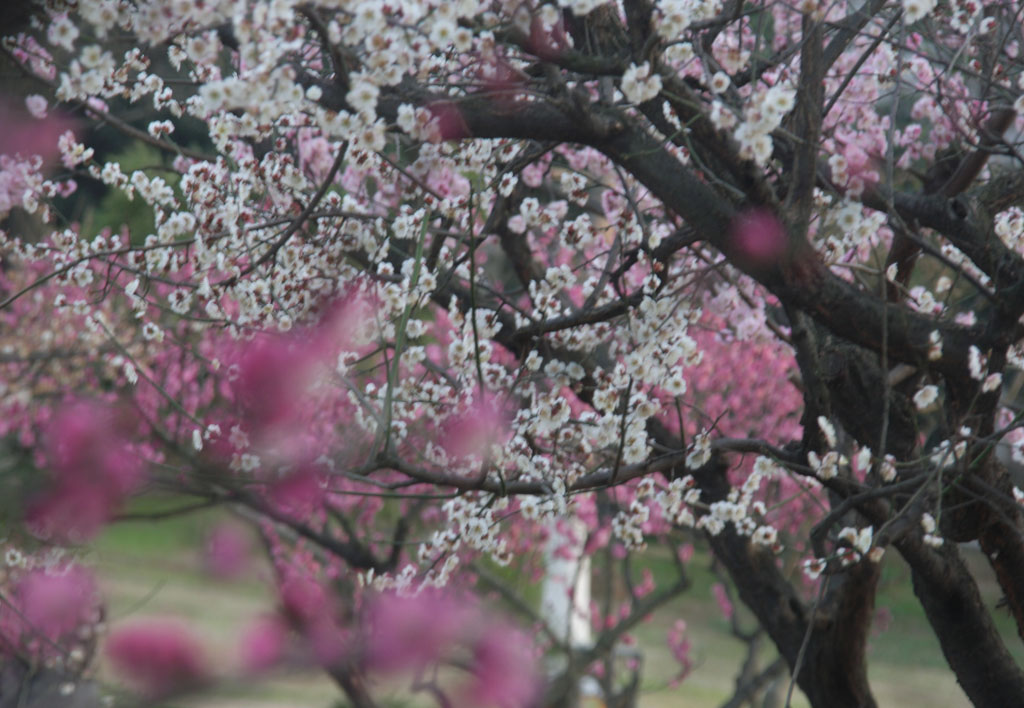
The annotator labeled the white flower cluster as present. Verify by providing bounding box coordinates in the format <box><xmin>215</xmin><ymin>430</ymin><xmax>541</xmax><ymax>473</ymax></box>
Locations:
<box><xmin>914</xmin><ymin>384</ymin><xmax>939</xmax><ymax>411</ymax></box>
<box><xmin>685</xmin><ymin>430</ymin><xmax>712</xmax><ymax>469</ymax></box>
<box><xmin>995</xmin><ymin>208</ymin><xmax>1024</xmax><ymax>251</ymax></box>
<box><xmin>655</xmin><ymin>0</ymin><xmax>723</xmax><ymax>40</ymax></box>
<box><xmin>621</xmin><ymin>62</ymin><xmax>663</xmax><ymax>105</ymax></box>
<box><xmin>927</xmin><ymin>330</ymin><xmax>943</xmax><ymax>361</ymax></box>
<box><xmin>808</xmin><ymin>450</ymin><xmax>846</xmax><ymax>480</ymax></box>
<box><xmin>560</xmin><ymin>0</ymin><xmax>612</xmax><ymax>14</ymax></box>
<box><xmin>947</xmin><ymin>0</ymin><xmax>983</xmax><ymax>33</ymax></box>
<box><xmin>612</xmin><ymin>499</ymin><xmax>650</xmax><ymax>550</ymax></box>
<box><xmin>903</xmin><ymin>0</ymin><xmax>937</xmax><ymax>24</ymax></box>
<box><xmin>928</xmin><ymin>436</ymin><xmax>968</xmax><ymax>470</ymax></box>
<box><xmin>657</xmin><ymin>474</ymin><xmax>701</xmax><ymax>527</ymax></box>
<box><xmin>818</xmin><ymin>199</ymin><xmax>887</xmax><ymax>264</ymax></box>
<box><xmin>676</xmin><ymin>458</ymin><xmax>781</xmax><ymax>548</ymax></box>
<box><xmin>733</xmin><ymin>84</ymin><xmax>796</xmax><ymax>166</ymax></box>
<box><xmin>921</xmin><ymin>512</ymin><xmax>943</xmax><ymax>548</ymax></box>
<box><xmin>415</xmin><ymin>497</ymin><xmax>513</xmax><ymax>573</ymax></box>
<box><xmin>837</xmin><ymin>525</ymin><xmax>879</xmax><ymax>560</ymax></box>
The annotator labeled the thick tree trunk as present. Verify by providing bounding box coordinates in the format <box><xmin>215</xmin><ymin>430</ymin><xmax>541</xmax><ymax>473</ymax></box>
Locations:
<box><xmin>694</xmin><ymin>459</ymin><xmax>878</xmax><ymax>708</ymax></box>
<box><xmin>897</xmin><ymin>536</ymin><xmax>1024</xmax><ymax>707</ymax></box>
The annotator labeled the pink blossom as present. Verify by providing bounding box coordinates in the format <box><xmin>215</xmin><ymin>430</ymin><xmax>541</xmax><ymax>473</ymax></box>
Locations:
<box><xmin>106</xmin><ymin>619</ymin><xmax>208</xmax><ymax>697</ymax></box>
<box><xmin>711</xmin><ymin>582</ymin><xmax>734</xmax><ymax>620</ymax></box>
<box><xmin>232</xmin><ymin>336</ymin><xmax>306</xmax><ymax>429</ymax></box>
<box><xmin>0</xmin><ymin>100</ymin><xmax>73</xmax><ymax>165</ymax></box>
<box><xmin>268</xmin><ymin>468</ymin><xmax>326</xmax><ymax>519</ymax></box>
<box><xmin>527</xmin><ymin>15</ymin><xmax>569</xmax><ymax>60</ymax></box>
<box><xmin>440</xmin><ymin>396</ymin><xmax>508</xmax><ymax>461</ymax></box>
<box><xmin>677</xmin><ymin>545</ymin><xmax>694</xmax><ymax>563</ymax></box>
<box><xmin>239</xmin><ymin>615</ymin><xmax>289</xmax><ymax>673</ymax></box>
<box><xmin>462</xmin><ymin>624</ymin><xmax>539</xmax><ymax>707</ymax></box>
<box><xmin>280</xmin><ymin>572</ymin><xmax>331</xmax><ymax>627</ymax></box>
<box><xmin>427</xmin><ymin>101</ymin><xmax>470</xmax><ymax>141</ymax></box>
<box><xmin>27</xmin><ymin>400</ymin><xmax>143</xmax><ymax>543</ymax></box>
<box><xmin>15</xmin><ymin>565</ymin><xmax>97</xmax><ymax>641</ymax></box>
<box><xmin>25</xmin><ymin>477</ymin><xmax>119</xmax><ymax>543</ymax></box>
<box><xmin>730</xmin><ymin>208</ymin><xmax>788</xmax><ymax>267</ymax></box>
<box><xmin>24</xmin><ymin>95</ymin><xmax>47</xmax><ymax>119</ymax></box>
<box><xmin>297</xmin><ymin>132</ymin><xmax>334</xmax><ymax>182</ymax></box>
<box><xmin>365</xmin><ymin>591</ymin><xmax>467</xmax><ymax>673</ymax></box>
<box><xmin>667</xmin><ymin>620</ymin><xmax>693</xmax><ymax>687</ymax></box>
<box><xmin>203</xmin><ymin>522</ymin><xmax>252</xmax><ymax>579</ymax></box>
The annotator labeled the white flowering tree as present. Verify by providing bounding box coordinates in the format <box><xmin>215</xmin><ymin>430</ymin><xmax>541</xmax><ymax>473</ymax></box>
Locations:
<box><xmin>2</xmin><ymin>0</ymin><xmax>1024</xmax><ymax>706</ymax></box>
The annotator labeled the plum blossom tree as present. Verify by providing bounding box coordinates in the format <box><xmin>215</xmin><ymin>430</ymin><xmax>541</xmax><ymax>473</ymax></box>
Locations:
<box><xmin>2</xmin><ymin>0</ymin><xmax>1024</xmax><ymax>706</ymax></box>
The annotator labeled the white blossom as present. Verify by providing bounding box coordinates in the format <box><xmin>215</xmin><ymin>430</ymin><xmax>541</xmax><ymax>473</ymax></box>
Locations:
<box><xmin>621</xmin><ymin>62</ymin><xmax>663</xmax><ymax>104</ymax></box>
<box><xmin>913</xmin><ymin>385</ymin><xmax>939</xmax><ymax>411</ymax></box>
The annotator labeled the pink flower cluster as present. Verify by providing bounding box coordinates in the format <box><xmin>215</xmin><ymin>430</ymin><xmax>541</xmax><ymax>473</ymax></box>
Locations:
<box><xmin>235</xmin><ymin>585</ymin><xmax>540</xmax><ymax>707</ymax></box>
<box><xmin>26</xmin><ymin>400</ymin><xmax>144</xmax><ymax>543</ymax></box>
<box><xmin>0</xmin><ymin>563</ymin><xmax>99</xmax><ymax>662</ymax></box>
<box><xmin>106</xmin><ymin>619</ymin><xmax>208</xmax><ymax>697</ymax></box>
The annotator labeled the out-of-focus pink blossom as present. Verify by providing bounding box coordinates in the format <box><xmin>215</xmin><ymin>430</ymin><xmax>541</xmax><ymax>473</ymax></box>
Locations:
<box><xmin>297</xmin><ymin>132</ymin><xmax>334</xmax><ymax>182</ymax></box>
<box><xmin>712</xmin><ymin>582</ymin><xmax>734</xmax><ymax>620</ymax></box>
<box><xmin>440</xmin><ymin>396</ymin><xmax>508</xmax><ymax>461</ymax></box>
<box><xmin>473</xmin><ymin>54</ymin><xmax>524</xmax><ymax>110</ymax></box>
<box><xmin>0</xmin><ymin>100</ymin><xmax>74</xmax><ymax>164</ymax></box>
<box><xmin>280</xmin><ymin>572</ymin><xmax>331</xmax><ymax>627</ymax></box>
<box><xmin>365</xmin><ymin>591</ymin><xmax>467</xmax><ymax>673</ymax></box>
<box><xmin>230</xmin><ymin>291</ymin><xmax>374</xmax><ymax>438</ymax></box>
<box><xmin>26</xmin><ymin>400</ymin><xmax>143</xmax><ymax>543</ymax></box>
<box><xmin>24</xmin><ymin>95</ymin><xmax>47</xmax><ymax>119</ymax></box>
<box><xmin>239</xmin><ymin>615</ymin><xmax>289</xmax><ymax>673</ymax></box>
<box><xmin>15</xmin><ymin>565</ymin><xmax>97</xmax><ymax>641</ymax></box>
<box><xmin>527</xmin><ymin>14</ymin><xmax>569</xmax><ymax>60</ymax></box>
<box><xmin>427</xmin><ymin>101</ymin><xmax>470</xmax><ymax>141</ymax></box>
<box><xmin>462</xmin><ymin>624</ymin><xmax>539</xmax><ymax>707</ymax></box>
<box><xmin>677</xmin><ymin>543</ymin><xmax>694</xmax><ymax>562</ymax></box>
<box><xmin>305</xmin><ymin>621</ymin><xmax>347</xmax><ymax>666</ymax></box>
<box><xmin>106</xmin><ymin>619</ymin><xmax>208</xmax><ymax>697</ymax></box>
<box><xmin>269</xmin><ymin>468</ymin><xmax>326</xmax><ymax>519</ymax></box>
<box><xmin>25</xmin><ymin>477</ymin><xmax>118</xmax><ymax>543</ymax></box>
<box><xmin>730</xmin><ymin>208</ymin><xmax>788</xmax><ymax>267</ymax></box>
<box><xmin>233</xmin><ymin>336</ymin><xmax>306</xmax><ymax>430</ymax></box>
<box><xmin>667</xmin><ymin>619</ymin><xmax>693</xmax><ymax>688</ymax></box>
<box><xmin>277</xmin><ymin>571</ymin><xmax>348</xmax><ymax>666</ymax></box>
<box><xmin>203</xmin><ymin>522</ymin><xmax>252</xmax><ymax>579</ymax></box>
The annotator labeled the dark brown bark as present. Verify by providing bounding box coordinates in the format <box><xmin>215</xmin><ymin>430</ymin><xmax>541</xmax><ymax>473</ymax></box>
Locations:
<box><xmin>896</xmin><ymin>536</ymin><xmax>1024</xmax><ymax>707</ymax></box>
<box><xmin>693</xmin><ymin>458</ymin><xmax>879</xmax><ymax>708</ymax></box>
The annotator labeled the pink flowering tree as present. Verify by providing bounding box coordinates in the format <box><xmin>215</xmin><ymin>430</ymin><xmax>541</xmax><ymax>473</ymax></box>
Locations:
<box><xmin>2</xmin><ymin>0</ymin><xmax>1024</xmax><ymax>706</ymax></box>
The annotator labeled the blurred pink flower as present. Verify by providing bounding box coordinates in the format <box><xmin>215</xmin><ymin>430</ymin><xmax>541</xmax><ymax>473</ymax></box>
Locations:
<box><xmin>239</xmin><ymin>615</ymin><xmax>289</xmax><ymax>673</ymax></box>
<box><xmin>440</xmin><ymin>396</ymin><xmax>508</xmax><ymax>462</ymax></box>
<box><xmin>730</xmin><ymin>208</ymin><xmax>788</xmax><ymax>267</ymax></box>
<box><xmin>106</xmin><ymin>619</ymin><xmax>208</xmax><ymax>697</ymax></box>
<box><xmin>269</xmin><ymin>468</ymin><xmax>325</xmax><ymax>519</ymax></box>
<box><xmin>462</xmin><ymin>624</ymin><xmax>539</xmax><ymax>708</ymax></box>
<box><xmin>25</xmin><ymin>477</ymin><xmax>120</xmax><ymax>543</ymax></box>
<box><xmin>203</xmin><ymin>522</ymin><xmax>252</xmax><ymax>579</ymax></box>
<box><xmin>280</xmin><ymin>572</ymin><xmax>331</xmax><ymax>627</ymax></box>
<box><xmin>365</xmin><ymin>591</ymin><xmax>467</xmax><ymax>674</ymax></box>
<box><xmin>26</xmin><ymin>400</ymin><xmax>143</xmax><ymax>543</ymax></box>
<box><xmin>24</xmin><ymin>95</ymin><xmax>47</xmax><ymax>119</ymax></box>
<box><xmin>712</xmin><ymin>582</ymin><xmax>734</xmax><ymax>620</ymax></box>
<box><xmin>232</xmin><ymin>336</ymin><xmax>306</xmax><ymax>430</ymax></box>
<box><xmin>0</xmin><ymin>100</ymin><xmax>74</xmax><ymax>165</ymax></box>
<box><xmin>667</xmin><ymin>619</ymin><xmax>693</xmax><ymax>688</ymax></box>
<box><xmin>277</xmin><ymin>571</ymin><xmax>348</xmax><ymax>667</ymax></box>
<box><xmin>427</xmin><ymin>101</ymin><xmax>470</xmax><ymax>141</ymax></box>
<box><xmin>16</xmin><ymin>565</ymin><xmax>97</xmax><ymax>641</ymax></box>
